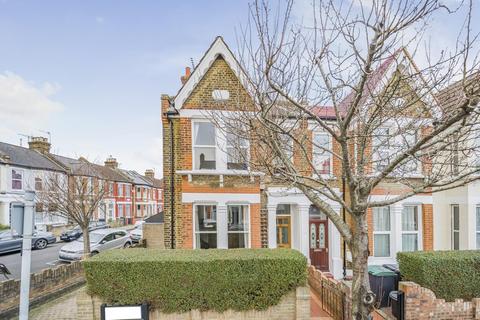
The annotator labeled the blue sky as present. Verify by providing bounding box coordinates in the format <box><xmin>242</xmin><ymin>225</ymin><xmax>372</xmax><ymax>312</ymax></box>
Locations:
<box><xmin>0</xmin><ymin>0</ymin><xmax>477</xmax><ymax>178</ymax></box>
<box><xmin>0</xmin><ymin>0</ymin><xmax>250</xmax><ymax>177</ymax></box>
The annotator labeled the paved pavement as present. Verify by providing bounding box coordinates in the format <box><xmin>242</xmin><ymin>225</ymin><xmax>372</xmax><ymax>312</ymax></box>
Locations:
<box><xmin>0</xmin><ymin>241</ymin><xmax>66</xmax><ymax>280</ymax></box>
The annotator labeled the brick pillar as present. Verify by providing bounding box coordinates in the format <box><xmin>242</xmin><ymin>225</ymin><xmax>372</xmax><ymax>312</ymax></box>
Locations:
<box><xmin>422</xmin><ymin>204</ymin><xmax>434</xmax><ymax>251</ymax></box>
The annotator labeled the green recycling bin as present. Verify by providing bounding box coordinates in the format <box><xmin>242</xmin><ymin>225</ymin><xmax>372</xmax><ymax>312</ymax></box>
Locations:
<box><xmin>368</xmin><ymin>265</ymin><xmax>397</xmax><ymax>308</ymax></box>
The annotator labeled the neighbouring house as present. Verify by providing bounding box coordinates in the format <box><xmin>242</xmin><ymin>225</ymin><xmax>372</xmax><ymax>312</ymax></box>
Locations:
<box><xmin>433</xmin><ymin>73</ymin><xmax>480</xmax><ymax>251</ymax></box>
<box><xmin>0</xmin><ymin>137</ymin><xmax>163</xmax><ymax>228</ymax></box>
<box><xmin>0</xmin><ymin>138</ymin><xmax>68</xmax><ymax>228</ymax></box>
<box><xmin>156</xmin><ymin>36</ymin><xmax>435</xmax><ymax>279</ymax></box>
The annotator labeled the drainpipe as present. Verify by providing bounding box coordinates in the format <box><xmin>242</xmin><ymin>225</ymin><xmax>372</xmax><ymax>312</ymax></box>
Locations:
<box><xmin>342</xmin><ymin>175</ymin><xmax>347</xmax><ymax>279</ymax></box>
<box><xmin>165</xmin><ymin>99</ymin><xmax>179</xmax><ymax>249</ymax></box>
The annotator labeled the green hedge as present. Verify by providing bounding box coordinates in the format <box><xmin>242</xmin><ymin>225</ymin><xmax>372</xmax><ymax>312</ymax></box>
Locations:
<box><xmin>398</xmin><ymin>250</ymin><xmax>480</xmax><ymax>301</ymax></box>
<box><xmin>84</xmin><ymin>248</ymin><xmax>307</xmax><ymax>313</ymax></box>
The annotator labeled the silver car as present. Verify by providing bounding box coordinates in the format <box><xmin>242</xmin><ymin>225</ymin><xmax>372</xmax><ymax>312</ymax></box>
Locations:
<box><xmin>58</xmin><ymin>228</ymin><xmax>131</xmax><ymax>261</ymax></box>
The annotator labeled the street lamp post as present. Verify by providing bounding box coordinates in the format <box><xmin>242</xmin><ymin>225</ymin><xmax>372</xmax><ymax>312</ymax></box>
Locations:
<box><xmin>19</xmin><ymin>190</ymin><xmax>35</xmax><ymax>320</ymax></box>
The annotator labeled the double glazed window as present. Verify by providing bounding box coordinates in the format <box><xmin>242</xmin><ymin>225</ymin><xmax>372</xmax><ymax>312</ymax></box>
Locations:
<box><xmin>401</xmin><ymin>206</ymin><xmax>419</xmax><ymax>252</ymax></box>
<box><xmin>226</xmin><ymin>133</ymin><xmax>249</xmax><ymax>170</ymax></box>
<box><xmin>193</xmin><ymin>122</ymin><xmax>216</xmax><ymax>170</ymax></box>
<box><xmin>35</xmin><ymin>177</ymin><xmax>43</xmax><ymax>191</ymax></box>
<box><xmin>228</xmin><ymin>205</ymin><xmax>249</xmax><ymax>248</ymax></box>
<box><xmin>451</xmin><ymin>205</ymin><xmax>460</xmax><ymax>250</ymax></box>
<box><xmin>117</xmin><ymin>204</ymin><xmax>124</xmax><ymax>217</ymax></box>
<box><xmin>12</xmin><ymin>169</ymin><xmax>23</xmax><ymax>190</ymax></box>
<box><xmin>194</xmin><ymin>204</ymin><xmax>250</xmax><ymax>249</ymax></box>
<box><xmin>476</xmin><ymin>206</ymin><xmax>480</xmax><ymax>249</ymax></box>
<box><xmin>373</xmin><ymin>128</ymin><xmax>391</xmax><ymax>172</ymax></box>
<box><xmin>194</xmin><ymin>205</ymin><xmax>217</xmax><ymax>249</ymax></box>
<box><xmin>373</xmin><ymin>207</ymin><xmax>391</xmax><ymax>257</ymax></box>
<box><xmin>313</xmin><ymin>133</ymin><xmax>332</xmax><ymax>175</ymax></box>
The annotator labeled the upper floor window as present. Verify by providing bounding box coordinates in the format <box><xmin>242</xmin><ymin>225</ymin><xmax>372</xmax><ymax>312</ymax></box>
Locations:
<box><xmin>108</xmin><ymin>182</ymin><xmax>114</xmax><ymax>196</ymax></box>
<box><xmin>402</xmin><ymin>205</ymin><xmax>419</xmax><ymax>252</ymax></box>
<box><xmin>226</xmin><ymin>133</ymin><xmax>249</xmax><ymax>170</ymax></box>
<box><xmin>273</xmin><ymin>134</ymin><xmax>293</xmax><ymax>170</ymax></box>
<box><xmin>125</xmin><ymin>184</ymin><xmax>131</xmax><ymax>198</ymax></box>
<box><xmin>136</xmin><ymin>187</ymin><xmax>141</xmax><ymax>198</ymax></box>
<box><xmin>313</xmin><ymin>133</ymin><xmax>332</xmax><ymax>175</ymax></box>
<box><xmin>373</xmin><ymin>207</ymin><xmax>391</xmax><ymax>257</ymax></box>
<box><xmin>193</xmin><ymin>122</ymin><xmax>216</xmax><ymax>170</ymax></box>
<box><xmin>372</xmin><ymin>128</ymin><xmax>391</xmax><ymax>172</ymax></box>
<box><xmin>12</xmin><ymin>169</ymin><xmax>23</xmax><ymax>190</ymax></box>
<box><xmin>35</xmin><ymin>177</ymin><xmax>43</xmax><ymax>191</ymax></box>
<box><xmin>117</xmin><ymin>184</ymin><xmax>124</xmax><ymax>197</ymax></box>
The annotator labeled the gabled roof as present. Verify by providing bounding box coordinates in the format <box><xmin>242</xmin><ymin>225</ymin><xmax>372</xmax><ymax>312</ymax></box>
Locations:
<box><xmin>174</xmin><ymin>36</ymin><xmax>250</xmax><ymax>110</ymax></box>
<box><xmin>0</xmin><ymin>142</ymin><xmax>66</xmax><ymax>172</ymax></box>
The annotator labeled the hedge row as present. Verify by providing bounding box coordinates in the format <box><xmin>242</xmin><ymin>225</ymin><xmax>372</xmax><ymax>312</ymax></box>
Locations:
<box><xmin>84</xmin><ymin>248</ymin><xmax>307</xmax><ymax>313</ymax></box>
<box><xmin>398</xmin><ymin>250</ymin><xmax>480</xmax><ymax>301</ymax></box>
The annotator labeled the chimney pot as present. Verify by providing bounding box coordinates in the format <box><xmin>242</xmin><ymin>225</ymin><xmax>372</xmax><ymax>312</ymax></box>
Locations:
<box><xmin>105</xmin><ymin>156</ymin><xmax>119</xmax><ymax>169</ymax></box>
<box><xmin>181</xmin><ymin>67</ymin><xmax>192</xmax><ymax>85</ymax></box>
<box><xmin>145</xmin><ymin>169</ymin><xmax>155</xmax><ymax>179</ymax></box>
<box><xmin>28</xmin><ymin>136</ymin><xmax>51</xmax><ymax>154</ymax></box>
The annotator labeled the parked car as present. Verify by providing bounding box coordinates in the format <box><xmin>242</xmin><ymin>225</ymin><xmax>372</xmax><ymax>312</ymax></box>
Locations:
<box><xmin>129</xmin><ymin>222</ymin><xmax>144</xmax><ymax>243</ymax></box>
<box><xmin>60</xmin><ymin>221</ymin><xmax>108</xmax><ymax>242</ymax></box>
<box><xmin>58</xmin><ymin>228</ymin><xmax>131</xmax><ymax>261</ymax></box>
<box><xmin>0</xmin><ymin>230</ymin><xmax>56</xmax><ymax>254</ymax></box>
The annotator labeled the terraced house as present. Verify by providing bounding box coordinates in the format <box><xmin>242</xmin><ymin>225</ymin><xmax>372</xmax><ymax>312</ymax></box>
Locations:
<box><xmin>0</xmin><ymin>137</ymin><xmax>163</xmax><ymax>229</ymax></box>
<box><xmin>159</xmin><ymin>36</ymin><xmax>435</xmax><ymax>279</ymax></box>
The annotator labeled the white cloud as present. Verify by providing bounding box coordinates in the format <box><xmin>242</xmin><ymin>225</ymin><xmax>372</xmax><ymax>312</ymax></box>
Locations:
<box><xmin>0</xmin><ymin>71</ymin><xmax>63</xmax><ymax>142</ymax></box>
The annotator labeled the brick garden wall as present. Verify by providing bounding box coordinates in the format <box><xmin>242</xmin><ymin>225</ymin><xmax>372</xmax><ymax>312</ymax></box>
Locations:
<box><xmin>76</xmin><ymin>285</ymin><xmax>310</xmax><ymax>320</ymax></box>
<box><xmin>400</xmin><ymin>281</ymin><xmax>480</xmax><ymax>320</ymax></box>
<box><xmin>0</xmin><ymin>261</ymin><xmax>85</xmax><ymax>318</ymax></box>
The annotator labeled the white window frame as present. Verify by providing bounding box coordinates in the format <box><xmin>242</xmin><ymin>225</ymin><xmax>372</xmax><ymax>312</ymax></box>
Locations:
<box><xmin>401</xmin><ymin>205</ymin><xmax>422</xmax><ymax>252</ymax></box>
<box><xmin>117</xmin><ymin>183</ymin><xmax>124</xmax><ymax>197</ymax></box>
<box><xmin>227</xmin><ymin>204</ymin><xmax>251</xmax><ymax>248</ymax></box>
<box><xmin>193</xmin><ymin>203</ymin><xmax>218</xmax><ymax>249</ymax></box>
<box><xmin>192</xmin><ymin>120</ymin><xmax>217</xmax><ymax>170</ymax></box>
<box><xmin>476</xmin><ymin>205</ymin><xmax>480</xmax><ymax>249</ymax></box>
<box><xmin>372</xmin><ymin>206</ymin><xmax>392</xmax><ymax>258</ymax></box>
<box><xmin>451</xmin><ymin>204</ymin><xmax>460</xmax><ymax>250</ymax></box>
<box><xmin>226</xmin><ymin>132</ymin><xmax>250</xmax><ymax>170</ymax></box>
<box><xmin>312</xmin><ymin>132</ymin><xmax>333</xmax><ymax>176</ymax></box>
<box><xmin>35</xmin><ymin>177</ymin><xmax>43</xmax><ymax>191</ymax></box>
<box><xmin>11</xmin><ymin>169</ymin><xmax>23</xmax><ymax>190</ymax></box>
<box><xmin>372</xmin><ymin>127</ymin><xmax>391</xmax><ymax>173</ymax></box>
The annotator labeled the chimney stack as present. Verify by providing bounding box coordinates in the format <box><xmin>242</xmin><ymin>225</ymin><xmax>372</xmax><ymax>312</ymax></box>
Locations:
<box><xmin>145</xmin><ymin>169</ymin><xmax>155</xmax><ymax>179</ymax></box>
<box><xmin>28</xmin><ymin>136</ymin><xmax>51</xmax><ymax>154</ymax></box>
<box><xmin>104</xmin><ymin>156</ymin><xmax>119</xmax><ymax>169</ymax></box>
<box><xmin>180</xmin><ymin>67</ymin><xmax>191</xmax><ymax>85</ymax></box>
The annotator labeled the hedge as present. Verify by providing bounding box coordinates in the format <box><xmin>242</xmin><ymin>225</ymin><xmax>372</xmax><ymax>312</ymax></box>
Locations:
<box><xmin>84</xmin><ymin>248</ymin><xmax>307</xmax><ymax>313</ymax></box>
<box><xmin>398</xmin><ymin>250</ymin><xmax>480</xmax><ymax>301</ymax></box>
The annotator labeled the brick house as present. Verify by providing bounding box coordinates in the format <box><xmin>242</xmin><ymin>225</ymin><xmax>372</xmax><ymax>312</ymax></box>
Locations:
<box><xmin>158</xmin><ymin>36</ymin><xmax>434</xmax><ymax>279</ymax></box>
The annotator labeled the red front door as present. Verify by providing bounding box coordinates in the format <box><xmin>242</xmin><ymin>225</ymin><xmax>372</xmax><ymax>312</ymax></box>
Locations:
<box><xmin>309</xmin><ymin>219</ymin><xmax>329</xmax><ymax>271</ymax></box>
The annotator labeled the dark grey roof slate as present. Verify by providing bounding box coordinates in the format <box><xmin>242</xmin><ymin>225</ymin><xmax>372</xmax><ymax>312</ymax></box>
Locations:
<box><xmin>0</xmin><ymin>142</ymin><xmax>66</xmax><ymax>171</ymax></box>
<box><xmin>145</xmin><ymin>212</ymin><xmax>164</xmax><ymax>223</ymax></box>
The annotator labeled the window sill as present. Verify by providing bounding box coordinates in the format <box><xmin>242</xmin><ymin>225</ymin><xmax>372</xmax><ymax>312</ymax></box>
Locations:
<box><xmin>176</xmin><ymin>170</ymin><xmax>265</xmax><ymax>176</ymax></box>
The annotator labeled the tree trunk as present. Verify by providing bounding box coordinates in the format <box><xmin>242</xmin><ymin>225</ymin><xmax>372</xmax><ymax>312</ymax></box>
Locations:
<box><xmin>81</xmin><ymin>226</ymin><xmax>91</xmax><ymax>257</ymax></box>
<box><xmin>350</xmin><ymin>213</ymin><xmax>375</xmax><ymax>320</ymax></box>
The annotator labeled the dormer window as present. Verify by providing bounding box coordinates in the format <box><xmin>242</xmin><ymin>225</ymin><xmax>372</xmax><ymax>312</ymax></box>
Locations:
<box><xmin>212</xmin><ymin>89</ymin><xmax>230</xmax><ymax>101</ymax></box>
<box><xmin>193</xmin><ymin>121</ymin><xmax>216</xmax><ymax>170</ymax></box>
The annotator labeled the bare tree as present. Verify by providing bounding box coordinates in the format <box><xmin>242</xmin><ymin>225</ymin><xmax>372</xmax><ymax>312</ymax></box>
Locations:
<box><xmin>212</xmin><ymin>0</ymin><xmax>480</xmax><ymax>318</ymax></box>
<box><xmin>37</xmin><ymin>164</ymin><xmax>106</xmax><ymax>255</ymax></box>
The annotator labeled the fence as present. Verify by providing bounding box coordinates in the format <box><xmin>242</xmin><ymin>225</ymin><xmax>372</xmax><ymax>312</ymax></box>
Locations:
<box><xmin>308</xmin><ymin>266</ymin><xmax>351</xmax><ymax>320</ymax></box>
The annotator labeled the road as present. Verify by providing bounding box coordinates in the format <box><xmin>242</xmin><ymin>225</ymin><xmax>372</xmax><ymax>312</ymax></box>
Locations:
<box><xmin>0</xmin><ymin>241</ymin><xmax>66</xmax><ymax>280</ymax></box>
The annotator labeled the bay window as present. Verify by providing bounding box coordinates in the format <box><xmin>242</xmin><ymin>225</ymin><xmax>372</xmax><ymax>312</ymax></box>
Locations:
<box><xmin>226</xmin><ymin>133</ymin><xmax>249</xmax><ymax>170</ymax></box>
<box><xmin>227</xmin><ymin>205</ymin><xmax>249</xmax><ymax>248</ymax></box>
<box><xmin>194</xmin><ymin>204</ymin><xmax>217</xmax><ymax>249</ymax></box>
<box><xmin>193</xmin><ymin>122</ymin><xmax>216</xmax><ymax>170</ymax></box>
<box><xmin>402</xmin><ymin>206</ymin><xmax>419</xmax><ymax>252</ymax></box>
<box><xmin>313</xmin><ymin>132</ymin><xmax>332</xmax><ymax>175</ymax></box>
<box><xmin>11</xmin><ymin>169</ymin><xmax>23</xmax><ymax>190</ymax></box>
<box><xmin>373</xmin><ymin>207</ymin><xmax>391</xmax><ymax>257</ymax></box>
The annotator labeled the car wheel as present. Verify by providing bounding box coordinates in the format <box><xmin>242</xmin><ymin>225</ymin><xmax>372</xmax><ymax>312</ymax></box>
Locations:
<box><xmin>123</xmin><ymin>242</ymin><xmax>131</xmax><ymax>248</ymax></box>
<box><xmin>90</xmin><ymin>251</ymin><xmax>99</xmax><ymax>256</ymax></box>
<box><xmin>34</xmin><ymin>239</ymin><xmax>48</xmax><ymax>250</ymax></box>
